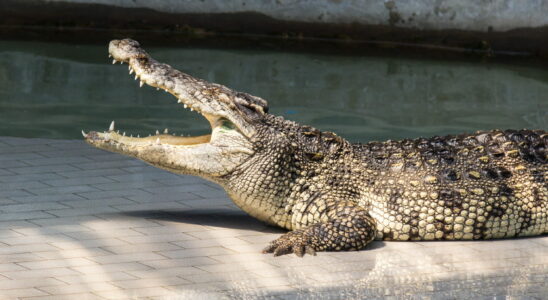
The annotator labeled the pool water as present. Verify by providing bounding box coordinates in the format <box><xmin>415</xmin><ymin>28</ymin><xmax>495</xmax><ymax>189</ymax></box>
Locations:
<box><xmin>0</xmin><ymin>39</ymin><xmax>546</xmax><ymax>142</ymax></box>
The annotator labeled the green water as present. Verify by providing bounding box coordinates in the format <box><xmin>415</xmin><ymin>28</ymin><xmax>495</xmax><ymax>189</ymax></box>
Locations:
<box><xmin>0</xmin><ymin>39</ymin><xmax>546</xmax><ymax>143</ymax></box>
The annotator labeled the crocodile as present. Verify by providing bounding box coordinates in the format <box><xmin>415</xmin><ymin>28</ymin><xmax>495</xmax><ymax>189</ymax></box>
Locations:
<box><xmin>84</xmin><ymin>39</ymin><xmax>547</xmax><ymax>257</ymax></box>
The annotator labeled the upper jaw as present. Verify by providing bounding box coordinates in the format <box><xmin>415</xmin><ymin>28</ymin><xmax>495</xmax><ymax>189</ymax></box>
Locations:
<box><xmin>107</xmin><ymin>38</ymin><xmax>266</xmax><ymax>139</ymax></box>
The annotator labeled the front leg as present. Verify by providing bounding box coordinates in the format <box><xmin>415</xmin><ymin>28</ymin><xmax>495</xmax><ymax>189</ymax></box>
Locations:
<box><xmin>262</xmin><ymin>203</ymin><xmax>377</xmax><ymax>257</ymax></box>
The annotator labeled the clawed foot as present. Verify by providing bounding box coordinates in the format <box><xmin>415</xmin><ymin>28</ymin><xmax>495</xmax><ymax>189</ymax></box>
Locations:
<box><xmin>262</xmin><ymin>231</ymin><xmax>317</xmax><ymax>257</ymax></box>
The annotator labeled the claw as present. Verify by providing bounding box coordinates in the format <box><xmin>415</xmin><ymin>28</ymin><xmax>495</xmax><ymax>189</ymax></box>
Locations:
<box><xmin>273</xmin><ymin>245</ymin><xmax>292</xmax><ymax>257</ymax></box>
<box><xmin>305</xmin><ymin>246</ymin><xmax>317</xmax><ymax>256</ymax></box>
<box><xmin>294</xmin><ymin>245</ymin><xmax>305</xmax><ymax>257</ymax></box>
<box><xmin>262</xmin><ymin>244</ymin><xmax>276</xmax><ymax>254</ymax></box>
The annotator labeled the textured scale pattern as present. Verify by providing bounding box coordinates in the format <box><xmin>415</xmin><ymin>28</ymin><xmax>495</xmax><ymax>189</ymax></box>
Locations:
<box><xmin>226</xmin><ymin>115</ymin><xmax>547</xmax><ymax>256</ymax></box>
<box><xmin>91</xmin><ymin>39</ymin><xmax>547</xmax><ymax>257</ymax></box>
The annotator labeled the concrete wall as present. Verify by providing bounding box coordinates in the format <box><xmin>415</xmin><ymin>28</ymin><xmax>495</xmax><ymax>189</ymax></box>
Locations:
<box><xmin>2</xmin><ymin>0</ymin><xmax>548</xmax><ymax>57</ymax></box>
<box><xmin>41</xmin><ymin>0</ymin><xmax>548</xmax><ymax>31</ymax></box>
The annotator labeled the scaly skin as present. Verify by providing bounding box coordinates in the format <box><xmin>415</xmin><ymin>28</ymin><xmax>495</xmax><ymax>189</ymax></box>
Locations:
<box><xmin>84</xmin><ymin>39</ymin><xmax>547</xmax><ymax>257</ymax></box>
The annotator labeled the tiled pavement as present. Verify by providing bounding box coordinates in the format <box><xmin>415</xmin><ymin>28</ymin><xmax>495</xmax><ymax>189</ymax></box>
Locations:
<box><xmin>0</xmin><ymin>136</ymin><xmax>546</xmax><ymax>300</ymax></box>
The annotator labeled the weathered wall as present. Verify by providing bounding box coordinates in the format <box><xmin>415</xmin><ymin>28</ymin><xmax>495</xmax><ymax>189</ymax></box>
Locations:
<box><xmin>2</xmin><ymin>0</ymin><xmax>548</xmax><ymax>57</ymax></box>
<box><xmin>41</xmin><ymin>0</ymin><xmax>548</xmax><ymax>32</ymax></box>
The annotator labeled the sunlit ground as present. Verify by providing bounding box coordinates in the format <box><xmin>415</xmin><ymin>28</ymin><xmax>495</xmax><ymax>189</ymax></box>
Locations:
<box><xmin>0</xmin><ymin>136</ymin><xmax>546</xmax><ymax>300</ymax></box>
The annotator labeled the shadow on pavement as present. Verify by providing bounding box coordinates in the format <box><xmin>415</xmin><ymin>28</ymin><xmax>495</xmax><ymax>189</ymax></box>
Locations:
<box><xmin>120</xmin><ymin>209</ymin><xmax>286</xmax><ymax>233</ymax></box>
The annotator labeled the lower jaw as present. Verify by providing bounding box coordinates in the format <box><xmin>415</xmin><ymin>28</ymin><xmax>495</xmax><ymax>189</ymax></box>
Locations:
<box><xmin>86</xmin><ymin>131</ymin><xmax>212</xmax><ymax>147</ymax></box>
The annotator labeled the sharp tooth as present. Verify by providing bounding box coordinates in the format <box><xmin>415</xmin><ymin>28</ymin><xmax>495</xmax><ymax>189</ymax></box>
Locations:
<box><xmin>109</xmin><ymin>121</ymin><xmax>115</xmax><ymax>131</ymax></box>
<box><xmin>164</xmin><ymin>128</ymin><xmax>169</xmax><ymax>134</ymax></box>
<box><xmin>130</xmin><ymin>134</ymin><xmax>133</xmax><ymax>137</ymax></box>
<box><xmin>184</xmin><ymin>104</ymin><xmax>188</xmax><ymax>109</ymax></box>
<box><xmin>165</xmin><ymin>89</ymin><xmax>168</xmax><ymax>92</ymax></box>
<box><xmin>137</xmin><ymin>134</ymin><xmax>140</xmax><ymax>138</ymax></box>
<box><xmin>156</xmin><ymin>138</ymin><xmax>161</xmax><ymax>145</ymax></box>
<box><xmin>81</xmin><ymin>130</ymin><xmax>87</xmax><ymax>137</ymax></box>
<box><xmin>148</xmin><ymin>134</ymin><xmax>151</xmax><ymax>137</ymax></box>
<box><xmin>129</xmin><ymin>69</ymin><xmax>133</xmax><ymax>75</ymax></box>
<box><xmin>190</xmin><ymin>108</ymin><xmax>193</xmax><ymax>112</ymax></box>
<box><xmin>156</xmin><ymin>88</ymin><xmax>159</xmax><ymax>91</ymax></box>
<box><xmin>178</xmin><ymin>99</ymin><xmax>182</xmax><ymax>103</ymax></box>
<box><xmin>123</xmin><ymin>132</ymin><xmax>126</xmax><ymax>136</ymax></box>
<box><xmin>135</xmin><ymin>75</ymin><xmax>138</xmax><ymax>80</ymax></box>
<box><xmin>140</xmin><ymin>81</ymin><xmax>144</xmax><ymax>87</ymax></box>
<box><xmin>108</xmin><ymin>54</ymin><xmax>112</xmax><ymax>58</ymax></box>
<box><xmin>156</xmin><ymin>130</ymin><xmax>159</xmax><ymax>135</ymax></box>
<box><xmin>117</xmin><ymin>130</ymin><xmax>120</xmax><ymax>134</ymax></box>
<box><xmin>112</xmin><ymin>59</ymin><xmax>116</xmax><ymax>64</ymax></box>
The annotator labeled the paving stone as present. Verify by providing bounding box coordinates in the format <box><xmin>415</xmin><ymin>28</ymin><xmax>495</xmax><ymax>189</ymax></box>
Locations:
<box><xmin>127</xmin><ymin>192</ymin><xmax>201</xmax><ymax>202</ymax></box>
<box><xmin>196</xmin><ymin>261</ymin><xmax>277</xmax><ymax>273</ymax></box>
<box><xmin>24</xmin><ymin>156</ymin><xmax>94</xmax><ymax>166</ymax></box>
<box><xmin>49</xmin><ymin>238</ymin><xmax>130</xmax><ymax>250</ymax></box>
<box><xmin>0</xmin><ymin>253</ymin><xmax>44</xmax><ymax>264</ymax></box>
<box><xmin>0</xmin><ymin>153</ymin><xmax>44</xmax><ymax>162</ymax></box>
<box><xmin>143</xmin><ymin>184</ymin><xmax>217</xmax><ymax>194</ymax></box>
<box><xmin>0</xmin><ymin>136</ymin><xmax>546</xmax><ymax>299</ymax></box>
<box><xmin>37</xmin><ymin>282</ymin><xmax>120</xmax><ymax>295</ymax></box>
<box><xmin>77</xmin><ymin>189</ymin><xmax>152</xmax><ymax>200</ymax></box>
<box><xmin>0</xmin><ymin>211</ymin><xmax>55</xmax><ymax>222</ymax></box>
<box><xmin>35</xmin><ymin>247</ymin><xmax>112</xmax><ymax>259</ymax></box>
<box><xmin>101</xmin><ymin>242</ymin><xmax>182</xmax><ymax>254</ymax></box>
<box><xmin>64</xmin><ymin>228</ymin><xmax>144</xmax><ymax>240</ymax></box>
<box><xmin>2</xmin><ymin>267</ymin><xmax>82</xmax><ymax>280</ymax></box>
<box><xmin>46</xmin><ymin>206</ymin><xmax>121</xmax><ymax>217</ymax></box>
<box><xmin>0</xmin><ymin>278</ymin><xmax>66</xmax><ymax>289</ymax></box>
<box><xmin>55</xmin><ymin>271</ymin><xmax>138</xmax><ymax>284</ymax></box>
<box><xmin>59</xmin><ymin>197</ymin><xmax>136</xmax><ymax>208</ymax></box>
<box><xmin>1</xmin><ymin>233</ymin><xmax>76</xmax><ymax>246</ymax></box>
<box><xmin>0</xmin><ymin>202</ymin><xmax>69</xmax><ymax>213</ymax></box>
<box><xmin>29</xmin><ymin>215</ymin><xmax>102</xmax><ymax>227</ymax></box>
<box><xmin>57</xmin><ymin>168</ymin><xmax>129</xmax><ymax>179</ymax></box>
<box><xmin>21</xmin><ymin>293</ymin><xmax>106</xmax><ymax>300</ymax></box>
<box><xmin>0</xmin><ymin>288</ymin><xmax>48</xmax><ymax>298</ymax></box>
<box><xmin>126</xmin><ymin>266</ymin><xmax>207</xmax><ymax>279</ymax></box>
<box><xmin>88</xmin><ymin>252</ymin><xmax>166</xmax><ymax>264</ymax></box>
<box><xmin>76</xmin><ymin>159</ymin><xmax>143</xmax><ymax>170</ymax></box>
<box><xmin>12</xmin><ymin>224</ymin><xmax>91</xmax><ymax>235</ymax></box>
<box><xmin>17</xmin><ymin>258</ymin><xmax>96</xmax><ymax>270</ymax></box>
<box><xmin>119</xmin><ymin>232</ymin><xmax>196</xmax><ymax>244</ymax></box>
<box><xmin>0</xmin><ymin>173</ymin><xmax>65</xmax><ymax>183</ymax></box>
<box><xmin>0</xmin><ymin>263</ymin><xmax>27</xmax><ymax>272</ymax></box>
<box><xmin>110</xmin><ymin>277</ymin><xmax>189</xmax><ymax>289</ymax></box>
<box><xmin>0</xmin><ymin>160</ymin><xmax>30</xmax><ymax>168</ymax></box>
<box><xmin>9</xmin><ymin>193</ymin><xmax>87</xmax><ymax>204</ymax></box>
<box><xmin>8</xmin><ymin>164</ymin><xmax>80</xmax><ymax>175</ymax></box>
<box><xmin>70</xmin><ymin>262</ymin><xmax>152</xmax><ymax>274</ymax></box>
<box><xmin>0</xmin><ymin>189</ymin><xmax>34</xmax><ymax>198</ymax></box>
<box><xmin>27</xmin><ymin>185</ymin><xmax>100</xmax><ymax>196</ymax></box>
<box><xmin>159</xmin><ymin>246</ymin><xmax>236</xmax><ymax>259</ymax></box>
<box><xmin>140</xmin><ymin>257</ymin><xmax>219</xmax><ymax>269</ymax></box>
<box><xmin>43</xmin><ymin>176</ymin><xmax>115</xmax><ymax>187</ymax></box>
<box><xmin>0</xmin><ymin>181</ymin><xmax>50</xmax><ymax>190</ymax></box>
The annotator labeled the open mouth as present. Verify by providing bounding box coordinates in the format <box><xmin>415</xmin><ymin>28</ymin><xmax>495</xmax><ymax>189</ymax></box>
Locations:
<box><xmin>82</xmin><ymin>42</ymin><xmax>223</xmax><ymax>149</ymax></box>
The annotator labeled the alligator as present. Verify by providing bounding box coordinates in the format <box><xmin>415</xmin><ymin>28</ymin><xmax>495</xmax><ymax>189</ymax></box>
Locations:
<box><xmin>84</xmin><ymin>39</ymin><xmax>547</xmax><ymax>257</ymax></box>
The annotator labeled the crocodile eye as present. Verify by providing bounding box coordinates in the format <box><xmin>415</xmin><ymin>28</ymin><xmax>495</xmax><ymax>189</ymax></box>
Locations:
<box><xmin>220</xmin><ymin>119</ymin><xmax>236</xmax><ymax>130</ymax></box>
